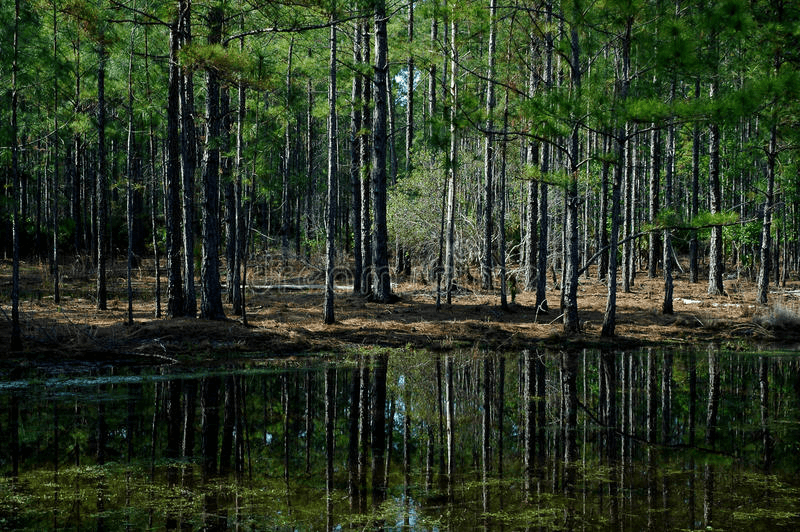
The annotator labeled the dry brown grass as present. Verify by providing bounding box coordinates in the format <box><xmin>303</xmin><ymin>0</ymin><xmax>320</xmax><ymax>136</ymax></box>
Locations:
<box><xmin>2</xmin><ymin>254</ymin><xmax>799</xmax><ymax>361</ymax></box>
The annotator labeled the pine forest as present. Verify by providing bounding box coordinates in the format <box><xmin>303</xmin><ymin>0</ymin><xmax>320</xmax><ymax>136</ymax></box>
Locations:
<box><xmin>2</xmin><ymin>0</ymin><xmax>800</xmax><ymax>348</ymax></box>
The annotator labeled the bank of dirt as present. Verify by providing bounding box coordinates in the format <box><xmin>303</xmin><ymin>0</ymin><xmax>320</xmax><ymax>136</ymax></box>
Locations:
<box><xmin>2</xmin><ymin>256</ymin><xmax>800</xmax><ymax>367</ymax></box>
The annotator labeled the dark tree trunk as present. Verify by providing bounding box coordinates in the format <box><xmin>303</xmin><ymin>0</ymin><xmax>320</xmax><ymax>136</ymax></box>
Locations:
<box><xmin>52</xmin><ymin>4</ymin><xmax>60</xmax><ymax>305</ymax></box>
<box><xmin>125</xmin><ymin>41</ymin><xmax>135</xmax><ymax>325</ymax></box>
<box><xmin>372</xmin><ymin>0</ymin><xmax>392</xmax><ymax>302</ymax></box>
<box><xmin>360</xmin><ymin>24</ymin><xmax>373</xmax><ymax>297</ymax></box>
<box><xmin>179</xmin><ymin>0</ymin><xmax>197</xmax><ymax>317</ymax></box>
<box><xmin>758</xmin><ymin>356</ymin><xmax>773</xmax><ymax>469</ymax></box>
<box><xmin>166</xmin><ymin>18</ymin><xmax>185</xmax><ymax>317</ymax></box>
<box><xmin>96</xmin><ymin>42</ymin><xmax>108</xmax><ymax>311</ymax></box>
<box><xmin>358</xmin><ymin>358</ymin><xmax>370</xmax><ymax>511</ymax></box>
<box><xmin>599</xmin><ymin>135</ymin><xmax>610</xmax><ymax>281</ymax></box>
<box><xmin>371</xmin><ymin>353</ymin><xmax>388</xmax><ymax>505</ymax></box>
<box><xmin>663</xmin><ymin>89</ymin><xmax>676</xmax><ymax>314</ymax></box>
<box><xmin>535</xmin><ymin>4</ymin><xmax>553</xmax><ymax>313</ymax></box>
<box><xmin>281</xmin><ymin>38</ymin><xmax>294</xmax><ymax>264</ymax></box>
<box><xmin>233</xmin><ymin>44</ymin><xmax>247</xmax><ymax>318</ymax></box>
<box><xmin>601</xmin><ymin>14</ymin><xmax>632</xmax><ymax>336</ymax></box>
<box><xmin>10</xmin><ymin>0</ymin><xmax>22</xmax><ymax>351</ymax></box>
<box><xmin>705</xmin><ymin>347</ymin><xmax>720</xmax><ymax>447</ymax></box>
<box><xmin>444</xmin><ymin>19</ymin><xmax>458</xmax><ymax>305</ymax></box>
<box><xmin>347</xmin><ymin>362</ymin><xmax>361</xmax><ymax>507</ymax></box>
<box><xmin>323</xmin><ymin>10</ymin><xmax>338</xmax><ymax>324</ymax></box>
<box><xmin>199</xmin><ymin>5</ymin><xmax>225</xmax><ymax>320</ymax></box>
<box><xmin>201</xmin><ymin>377</ymin><xmax>221</xmax><ymax>478</ymax></box>
<box><xmin>689</xmin><ymin>80</ymin><xmax>700</xmax><ymax>283</ymax></box>
<box><xmin>499</xmin><ymin>94</ymin><xmax>509</xmax><ymax>310</ymax></box>
<box><xmin>350</xmin><ymin>23</ymin><xmax>363</xmax><ymax>295</ymax></box>
<box><xmin>481</xmin><ymin>0</ymin><xmax>497</xmax><ymax>292</ymax></box>
<box><xmin>757</xmin><ymin>123</ymin><xmax>777</xmax><ymax>304</ymax></box>
<box><xmin>708</xmin><ymin>78</ymin><xmax>724</xmax><ymax>295</ymax></box>
<box><xmin>525</xmin><ymin>143</ymin><xmax>538</xmax><ymax>291</ymax></box>
<box><xmin>219</xmin><ymin>377</ymin><xmax>235</xmax><ymax>475</ymax></box>
<box><xmin>325</xmin><ymin>367</ymin><xmax>335</xmax><ymax>530</ymax></box>
<box><xmin>562</xmin><ymin>27</ymin><xmax>581</xmax><ymax>334</ymax></box>
<box><xmin>648</xmin><ymin>125</ymin><xmax>660</xmax><ymax>279</ymax></box>
<box><xmin>445</xmin><ymin>354</ymin><xmax>455</xmax><ymax>487</ymax></box>
<box><xmin>523</xmin><ymin>350</ymin><xmax>536</xmax><ymax>495</ymax></box>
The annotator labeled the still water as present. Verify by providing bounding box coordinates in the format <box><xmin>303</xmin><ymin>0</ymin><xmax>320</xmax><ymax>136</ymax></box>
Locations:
<box><xmin>1</xmin><ymin>347</ymin><xmax>799</xmax><ymax>530</ymax></box>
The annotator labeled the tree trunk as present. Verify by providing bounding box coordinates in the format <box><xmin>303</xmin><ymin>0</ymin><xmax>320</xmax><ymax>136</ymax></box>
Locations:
<box><xmin>444</xmin><ymin>18</ymin><xmax>458</xmax><ymax>305</ymax></box>
<box><xmin>166</xmin><ymin>18</ymin><xmax>185</xmax><ymax>317</ymax></box>
<box><xmin>372</xmin><ymin>0</ymin><xmax>392</xmax><ymax>302</ymax></box>
<box><xmin>179</xmin><ymin>0</ymin><xmax>197</xmax><ymax>317</ymax></box>
<box><xmin>96</xmin><ymin>41</ymin><xmax>108</xmax><ymax>311</ymax></box>
<box><xmin>325</xmin><ymin>367</ymin><xmax>335</xmax><ymax>530</ymax></box>
<box><xmin>52</xmin><ymin>4</ymin><xmax>60</xmax><ymax>305</ymax></box>
<box><xmin>663</xmin><ymin>89</ymin><xmax>676</xmax><ymax>314</ymax></box>
<box><xmin>323</xmin><ymin>11</ymin><xmax>338</xmax><ymax>324</ymax></box>
<box><xmin>757</xmin><ymin>123</ymin><xmax>777</xmax><ymax>304</ymax></box>
<box><xmin>481</xmin><ymin>0</ymin><xmax>498</xmax><ymax>291</ymax></box>
<box><xmin>360</xmin><ymin>24</ymin><xmax>373</xmax><ymax>297</ymax></box>
<box><xmin>689</xmin><ymin>80</ymin><xmax>700</xmax><ymax>283</ymax></box>
<box><xmin>708</xmin><ymin>78</ymin><xmax>724</xmax><ymax>295</ymax></box>
<box><xmin>350</xmin><ymin>23</ymin><xmax>363</xmax><ymax>295</ymax></box>
<box><xmin>282</xmin><ymin>38</ymin><xmax>294</xmax><ymax>263</ymax></box>
<box><xmin>405</xmin><ymin>0</ymin><xmax>414</xmax><ymax>180</ymax></box>
<box><xmin>562</xmin><ymin>26</ymin><xmax>581</xmax><ymax>334</ymax></box>
<box><xmin>201</xmin><ymin>377</ymin><xmax>221</xmax><ymax>478</ymax></box>
<box><xmin>599</xmin><ymin>134</ymin><xmax>610</xmax><ymax>281</ymax></box>
<box><xmin>347</xmin><ymin>361</ymin><xmax>361</xmax><ymax>507</ymax></box>
<box><xmin>601</xmin><ymin>15</ymin><xmax>631</xmax><ymax>336</ymax></box>
<box><xmin>10</xmin><ymin>0</ymin><xmax>22</xmax><ymax>350</ymax></box>
<box><xmin>199</xmin><ymin>5</ymin><xmax>225</xmax><ymax>320</ymax></box>
<box><xmin>445</xmin><ymin>354</ymin><xmax>455</xmax><ymax>486</ymax></box>
<box><xmin>622</xmin><ymin>130</ymin><xmax>633</xmax><ymax>293</ymax></box>
<box><xmin>233</xmin><ymin>28</ymin><xmax>247</xmax><ymax>318</ymax></box>
<box><xmin>126</xmin><ymin>36</ymin><xmax>135</xmax><ymax>325</ymax></box>
<box><xmin>371</xmin><ymin>353</ymin><xmax>388</xmax><ymax>505</ymax></box>
<box><xmin>535</xmin><ymin>3</ymin><xmax>553</xmax><ymax>313</ymax></box>
<box><xmin>499</xmin><ymin>90</ymin><xmax>509</xmax><ymax>309</ymax></box>
<box><xmin>648</xmin><ymin>124</ymin><xmax>660</xmax><ymax>279</ymax></box>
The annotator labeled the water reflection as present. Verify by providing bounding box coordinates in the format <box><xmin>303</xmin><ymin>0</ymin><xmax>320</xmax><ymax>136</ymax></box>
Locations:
<box><xmin>1</xmin><ymin>347</ymin><xmax>800</xmax><ymax>530</ymax></box>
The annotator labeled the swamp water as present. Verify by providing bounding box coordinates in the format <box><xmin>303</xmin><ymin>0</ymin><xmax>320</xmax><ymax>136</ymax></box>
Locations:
<box><xmin>0</xmin><ymin>347</ymin><xmax>799</xmax><ymax>530</ymax></box>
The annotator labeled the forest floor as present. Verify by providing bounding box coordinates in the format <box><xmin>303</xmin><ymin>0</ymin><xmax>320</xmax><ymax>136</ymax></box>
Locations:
<box><xmin>2</xmin><ymin>253</ymin><xmax>800</xmax><ymax>367</ymax></box>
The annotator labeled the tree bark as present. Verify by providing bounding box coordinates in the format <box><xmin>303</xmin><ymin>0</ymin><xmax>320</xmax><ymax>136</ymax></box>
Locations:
<box><xmin>350</xmin><ymin>23</ymin><xmax>363</xmax><ymax>295</ymax></box>
<box><xmin>444</xmin><ymin>18</ymin><xmax>458</xmax><ymax>306</ymax></box>
<box><xmin>323</xmin><ymin>10</ymin><xmax>338</xmax><ymax>324</ymax></box>
<box><xmin>281</xmin><ymin>38</ymin><xmax>294</xmax><ymax>264</ymax></box>
<box><xmin>663</xmin><ymin>88</ymin><xmax>676</xmax><ymax>314</ymax></box>
<box><xmin>371</xmin><ymin>353</ymin><xmax>388</xmax><ymax>505</ymax></box>
<box><xmin>10</xmin><ymin>0</ymin><xmax>22</xmax><ymax>350</ymax></box>
<box><xmin>372</xmin><ymin>0</ymin><xmax>392</xmax><ymax>302</ymax></box>
<box><xmin>199</xmin><ymin>5</ymin><xmax>225</xmax><ymax>319</ymax></box>
<box><xmin>179</xmin><ymin>0</ymin><xmax>197</xmax><ymax>317</ymax></box>
<box><xmin>601</xmin><ymin>15</ymin><xmax>631</xmax><ymax>337</ymax></box>
<box><xmin>499</xmin><ymin>90</ymin><xmax>509</xmax><ymax>309</ymax></box>
<box><xmin>757</xmin><ymin>123</ymin><xmax>777</xmax><ymax>304</ymax></box>
<box><xmin>52</xmin><ymin>4</ymin><xmax>60</xmax><ymax>306</ymax></box>
<box><xmin>689</xmin><ymin>80</ymin><xmax>700</xmax><ymax>283</ymax></box>
<box><xmin>708</xmin><ymin>78</ymin><xmax>724</xmax><ymax>295</ymax></box>
<box><xmin>96</xmin><ymin>40</ymin><xmax>108</xmax><ymax>311</ymax></box>
<box><xmin>166</xmin><ymin>17</ymin><xmax>185</xmax><ymax>317</ymax></box>
<box><xmin>481</xmin><ymin>0</ymin><xmax>498</xmax><ymax>291</ymax></box>
<box><xmin>648</xmin><ymin>125</ymin><xmax>660</xmax><ymax>279</ymax></box>
<box><xmin>562</xmin><ymin>26</ymin><xmax>581</xmax><ymax>334</ymax></box>
<box><xmin>360</xmin><ymin>24</ymin><xmax>373</xmax><ymax>297</ymax></box>
<box><xmin>535</xmin><ymin>2</ymin><xmax>553</xmax><ymax>313</ymax></box>
<box><xmin>126</xmin><ymin>34</ymin><xmax>135</xmax><ymax>325</ymax></box>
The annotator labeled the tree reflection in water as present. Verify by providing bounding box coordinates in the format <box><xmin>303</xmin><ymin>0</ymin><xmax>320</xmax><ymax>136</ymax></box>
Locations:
<box><xmin>1</xmin><ymin>347</ymin><xmax>799</xmax><ymax>530</ymax></box>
